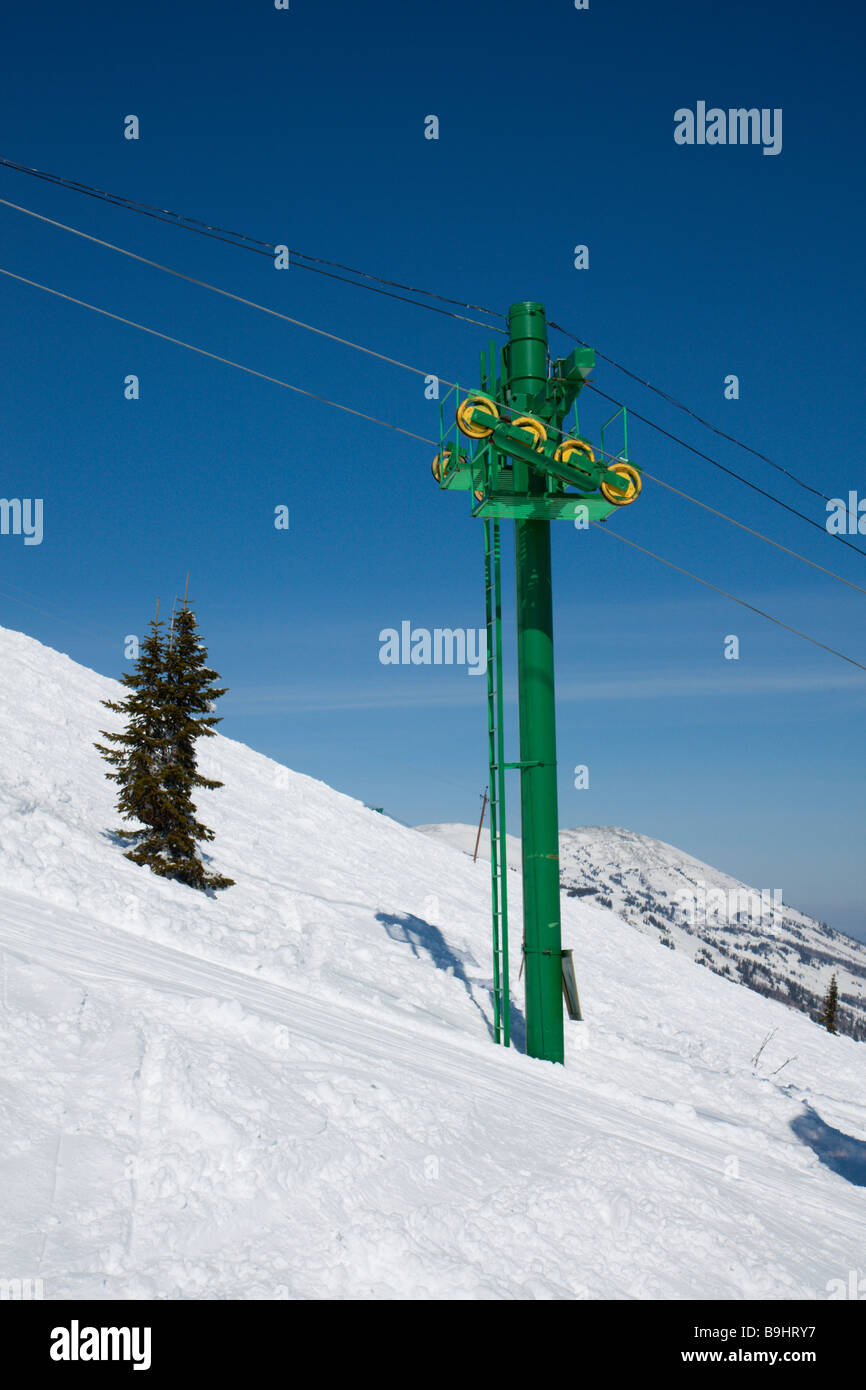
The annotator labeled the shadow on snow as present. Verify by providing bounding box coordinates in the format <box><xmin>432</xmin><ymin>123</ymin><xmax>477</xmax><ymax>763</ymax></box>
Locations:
<box><xmin>376</xmin><ymin>910</ymin><xmax>527</xmax><ymax>1051</ymax></box>
<box><xmin>790</xmin><ymin>1105</ymin><xmax>866</xmax><ymax>1187</ymax></box>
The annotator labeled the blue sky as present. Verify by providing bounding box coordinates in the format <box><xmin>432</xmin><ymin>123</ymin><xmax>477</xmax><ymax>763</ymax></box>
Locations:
<box><xmin>1</xmin><ymin>0</ymin><xmax>864</xmax><ymax>937</ymax></box>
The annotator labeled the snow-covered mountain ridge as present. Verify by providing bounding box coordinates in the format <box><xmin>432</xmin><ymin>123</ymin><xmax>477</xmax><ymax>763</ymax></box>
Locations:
<box><xmin>418</xmin><ymin>823</ymin><xmax>866</xmax><ymax>1043</ymax></box>
<box><xmin>0</xmin><ymin>625</ymin><xmax>864</xmax><ymax>1300</ymax></box>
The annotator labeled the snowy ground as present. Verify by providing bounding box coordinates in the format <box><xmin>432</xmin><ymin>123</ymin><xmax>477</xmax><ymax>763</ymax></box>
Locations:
<box><xmin>0</xmin><ymin>624</ymin><xmax>864</xmax><ymax>1300</ymax></box>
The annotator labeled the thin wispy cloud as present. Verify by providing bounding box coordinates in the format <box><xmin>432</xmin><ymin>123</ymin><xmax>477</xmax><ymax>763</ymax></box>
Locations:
<box><xmin>226</xmin><ymin>667</ymin><xmax>864</xmax><ymax>715</ymax></box>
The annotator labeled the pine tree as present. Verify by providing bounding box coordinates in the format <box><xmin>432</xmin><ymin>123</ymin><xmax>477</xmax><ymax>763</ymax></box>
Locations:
<box><xmin>95</xmin><ymin>594</ymin><xmax>234</xmax><ymax>892</ymax></box>
<box><xmin>821</xmin><ymin>974</ymin><xmax>839</xmax><ymax>1035</ymax></box>
<box><xmin>94</xmin><ymin>605</ymin><xmax>177</xmax><ymax>867</ymax></box>
<box><xmin>157</xmin><ymin>601</ymin><xmax>234</xmax><ymax>892</ymax></box>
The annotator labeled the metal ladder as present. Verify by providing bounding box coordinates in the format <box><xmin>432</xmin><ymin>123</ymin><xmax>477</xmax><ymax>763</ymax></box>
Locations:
<box><xmin>484</xmin><ymin>517</ymin><xmax>510</xmax><ymax>1045</ymax></box>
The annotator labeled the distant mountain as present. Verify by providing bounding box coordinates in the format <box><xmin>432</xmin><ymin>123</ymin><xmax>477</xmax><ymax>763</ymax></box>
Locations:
<box><xmin>418</xmin><ymin>823</ymin><xmax>866</xmax><ymax>1042</ymax></box>
<box><xmin>558</xmin><ymin>827</ymin><xmax>866</xmax><ymax>1043</ymax></box>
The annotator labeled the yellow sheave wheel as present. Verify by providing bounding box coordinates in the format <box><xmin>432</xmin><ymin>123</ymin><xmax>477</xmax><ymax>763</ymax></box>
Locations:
<box><xmin>432</xmin><ymin>451</ymin><xmax>447</xmax><ymax>482</ymax></box>
<box><xmin>554</xmin><ymin>438</ymin><xmax>595</xmax><ymax>467</ymax></box>
<box><xmin>511</xmin><ymin>415</ymin><xmax>547</xmax><ymax>449</ymax></box>
<box><xmin>456</xmin><ymin>394</ymin><xmax>499</xmax><ymax>439</ymax></box>
<box><xmin>600</xmin><ymin>462</ymin><xmax>642</xmax><ymax>506</ymax></box>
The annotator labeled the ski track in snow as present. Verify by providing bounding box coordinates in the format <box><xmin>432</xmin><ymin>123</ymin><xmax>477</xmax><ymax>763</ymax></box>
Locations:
<box><xmin>0</xmin><ymin>624</ymin><xmax>864</xmax><ymax>1300</ymax></box>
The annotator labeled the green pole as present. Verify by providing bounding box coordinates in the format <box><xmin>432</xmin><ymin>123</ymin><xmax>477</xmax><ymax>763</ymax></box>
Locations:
<box><xmin>508</xmin><ymin>301</ymin><xmax>564</xmax><ymax>1065</ymax></box>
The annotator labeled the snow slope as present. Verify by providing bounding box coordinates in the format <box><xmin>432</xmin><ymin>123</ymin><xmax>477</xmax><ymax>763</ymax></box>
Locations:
<box><xmin>419</xmin><ymin>823</ymin><xmax>866</xmax><ymax>1042</ymax></box>
<box><xmin>0</xmin><ymin>625</ymin><xmax>864</xmax><ymax>1300</ymax></box>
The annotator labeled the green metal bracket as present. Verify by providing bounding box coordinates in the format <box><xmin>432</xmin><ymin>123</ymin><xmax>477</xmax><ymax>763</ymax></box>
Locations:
<box><xmin>531</xmin><ymin>346</ymin><xmax>595</xmax><ymax>419</ymax></box>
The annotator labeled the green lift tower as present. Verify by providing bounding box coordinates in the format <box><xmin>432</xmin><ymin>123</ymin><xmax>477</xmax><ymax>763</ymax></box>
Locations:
<box><xmin>432</xmin><ymin>301</ymin><xmax>643</xmax><ymax>1064</ymax></box>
